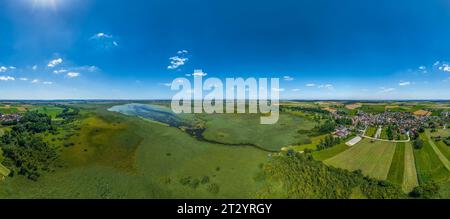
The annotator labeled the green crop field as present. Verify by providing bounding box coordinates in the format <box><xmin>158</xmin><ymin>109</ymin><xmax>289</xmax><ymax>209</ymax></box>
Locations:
<box><xmin>429</xmin><ymin>129</ymin><xmax>450</xmax><ymax>138</ymax></box>
<box><xmin>402</xmin><ymin>142</ymin><xmax>419</xmax><ymax>192</ymax></box>
<box><xmin>380</xmin><ymin>127</ymin><xmax>389</xmax><ymax>139</ymax></box>
<box><xmin>325</xmin><ymin>139</ymin><xmax>396</xmax><ymax>180</ymax></box>
<box><xmin>387</xmin><ymin>142</ymin><xmax>405</xmax><ymax>185</ymax></box>
<box><xmin>414</xmin><ymin>133</ymin><xmax>450</xmax><ymax>183</ymax></box>
<box><xmin>424</xmin><ymin>132</ymin><xmax>450</xmax><ymax>172</ymax></box>
<box><xmin>358</xmin><ymin>104</ymin><xmax>386</xmax><ymax>113</ymax></box>
<box><xmin>435</xmin><ymin>141</ymin><xmax>450</xmax><ymax>160</ymax></box>
<box><xmin>365</xmin><ymin>127</ymin><xmax>377</xmax><ymax>137</ymax></box>
<box><xmin>30</xmin><ymin>106</ymin><xmax>65</xmax><ymax>119</ymax></box>
<box><xmin>291</xmin><ymin>134</ymin><xmax>327</xmax><ymax>151</ymax></box>
<box><xmin>312</xmin><ymin>142</ymin><xmax>350</xmax><ymax>161</ymax></box>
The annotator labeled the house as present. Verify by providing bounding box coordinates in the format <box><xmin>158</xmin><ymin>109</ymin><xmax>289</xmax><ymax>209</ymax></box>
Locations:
<box><xmin>334</xmin><ymin>125</ymin><xmax>349</xmax><ymax>137</ymax></box>
<box><xmin>0</xmin><ymin>113</ymin><xmax>22</xmax><ymax>124</ymax></box>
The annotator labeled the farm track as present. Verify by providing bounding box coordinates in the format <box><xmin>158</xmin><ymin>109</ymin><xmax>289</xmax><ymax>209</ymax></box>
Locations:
<box><xmin>361</xmin><ymin>127</ymin><xmax>410</xmax><ymax>143</ymax></box>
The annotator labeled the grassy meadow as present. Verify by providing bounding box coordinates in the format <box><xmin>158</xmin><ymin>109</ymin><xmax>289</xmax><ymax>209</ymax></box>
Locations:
<box><xmin>0</xmin><ymin>107</ymin><xmax>270</xmax><ymax>198</ymax></box>
<box><xmin>414</xmin><ymin>133</ymin><xmax>450</xmax><ymax>183</ymax></box>
<box><xmin>325</xmin><ymin>139</ymin><xmax>397</xmax><ymax>180</ymax></box>
<box><xmin>386</xmin><ymin>142</ymin><xmax>405</xmax><ymax>185</ymax></box>
<box><xmin>200</xmin><ymin>113</ymin><xmax>316</xmax><ymax>151</ymax></box>
<box><xmin>311</xmin><ymin>142</ymin><xmax>350</xmax><ymax>161</ymax></box>
<box><xmin>402</xmin><ymin>142</ymin><xmax>419</xmax><ymax>192</ymax></box>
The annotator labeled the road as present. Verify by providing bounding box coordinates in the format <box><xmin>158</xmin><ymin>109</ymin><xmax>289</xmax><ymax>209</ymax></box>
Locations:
<box><xmin>361</xmin><ymin>126</ymin><xmax>410</xmax><ymax>143</ymax></box>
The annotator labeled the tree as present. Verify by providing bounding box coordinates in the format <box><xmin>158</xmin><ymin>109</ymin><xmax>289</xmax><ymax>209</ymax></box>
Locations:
<box><xmin>418</xmin><ymin>127</ymin><xmax>425</xmax><ymax>133</ymax></box>
<box><xmin>413</xmin><ymin>139</ymin><xmax>424</xmax><ymax>149</ymax></box>
<box><xmin>0</xmin><ymin>111</ymin><xmax>58</xmax><ymax>180</ymax></box>
<box><xmin>410</xmin><ymin>181</ymin><xmax>440</xmax><ymax>199</ymax></box>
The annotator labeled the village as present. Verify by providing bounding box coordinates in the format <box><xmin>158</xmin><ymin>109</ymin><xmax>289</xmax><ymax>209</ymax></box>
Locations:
<box><xmin>332</xmin><ymin>109</ymin><xmax>450</xmax><ymax>146</ymax></box>
<box><xmin>0</xmin><ymin>113</ymin><xmax>22</xmax><ymax>125</ymax></box>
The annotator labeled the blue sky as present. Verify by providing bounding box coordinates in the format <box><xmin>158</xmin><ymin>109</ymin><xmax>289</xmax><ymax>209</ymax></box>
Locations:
<box><xmin>1</xmin><ymin>0</ymin><xmax>450</xmax><ymax>99</ymax></box>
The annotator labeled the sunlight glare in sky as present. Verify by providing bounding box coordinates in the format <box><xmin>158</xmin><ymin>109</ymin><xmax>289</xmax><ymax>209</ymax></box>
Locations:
<box><xmin>32</xmin><ymin>0</ymin><xmax>58</xmax><ymax>9</ymax></box>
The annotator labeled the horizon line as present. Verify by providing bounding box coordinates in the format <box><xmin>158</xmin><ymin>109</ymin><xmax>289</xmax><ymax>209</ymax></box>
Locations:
<box><xmin>1</xmin><ymin>98</ymin><xmax>450</xmax><ymax>102</ymax></box>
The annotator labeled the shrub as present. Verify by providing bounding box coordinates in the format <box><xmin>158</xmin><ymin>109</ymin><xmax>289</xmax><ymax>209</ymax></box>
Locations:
<box><xmin>413</xmin><ymin>139</ymin><xmax>424</xmax><ymax>149</ymax></box>
<box><xmin>410</xmin><ymin>181</ymin><xmax>440</xmax><ymax>199</ymax></box>
<box><xmin>189</xmin><ymin>178</ymin><xmax>200</xmax><ymax>189</ymax></box>
<box><xmin>444</xmin><ymin>137</ymin><xmax>450</xmax><ymax>146</ymax></box>
<box><xmin>201</xmin><ymin>176</ymin><xmax>210</xmax><ymax>184</ymax></box>
<box><xmin>207</xmin><ymin>183</ymin><xmax>220</xmax><ymax>194</ymax></box>
<box><xmin>179</xmin><ymin>176</ymin><xmax>192</xmax><ymax>186</ymax></box>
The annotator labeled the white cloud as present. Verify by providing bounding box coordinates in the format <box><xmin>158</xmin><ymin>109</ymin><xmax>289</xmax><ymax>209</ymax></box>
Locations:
<box><xmin>87</xmin><ymin>66</ymin><xmax>99</xmax><ymax>72</ymax></box>
<box><xmin>418</xmin><ymin>66</ymin><xmax>426</xmax><ymax>70</ymax></box>
<box><xmin>291</xmin><ymin>88</ymin><xmax>301</xmax><ymax>92</ymax></box>
<box><xmin>48</xmin><ymin>58</ymin><xmax>63</xmax><ymax>68</ymax></box>
<box><xmin>159</xmin><ymin>83</ymin><xmax>172</xmax><ymax>87</ymax></box>
<box><xmin>177</xmin><ymin>50</ymin><xmax>188</xmax><ymax>55</ymax></box>
<box><xmin>306</xmin><ymin>83</ymin><xmax>316</xmax><ymax>87</ymax></box>
<box><xmin>91</xmin><ymin>32</ymin><xmax>113</xmax><ymax>39</ymax></box>
<box><xmin>91</xmin><ymin>33</ymin><xmax>119</xmax><ymax>48</ymax></box>
<box><xmin>0</xmin><ymin>66</ymin><xmax>8</xmax><ymax>72</ymax></box>
<box><xmin>53</xmin><ymin>69</ymin><xmax>68</xmax><ymax>74</ymax></box>
<box><xmin>67</xmin><ymin>72</ymin><xmax>80</xmax><ymax>78</ymax></box>
<box><xmin>29</xmin><ymin>79</ymin><xmax>53</xmax><ymax>85</ymax></box>
<box><xmin>318</xmin><ymin>84</ymin><xmax>334</xmax><ymax>89</ymax></box>
<box><xmin>379</xmin><ymin>87</ymin><xmax>395</xmax><ymax>93</ymax></box>
<box><xmin>168</xmin><ymin>56</ymin><xmax>189</xmax><ymax>70</ymax></box>
<box><xmin>439</xmin><ymin>63</ymin><xmax>450</xmax><ymax>72</ymax></box>
<box><xmin>192</xmin><ymin>69</ymin><xmax>207</xmax><ymax>77</ymax></box>
<box><xmin>168</xmin><ymin>50</ymin><xmax>189</xmax><ymax>70</ymax></box>
<box><xmin>19</xmin><ymin>77</ymin><xmax>28</xmax><ymax>81</ymax></box>
<box><xmin>434</xmin><ymin>61</ymin><xmax>440</xmax><ymax>66</ymax></box>
<box><xmin>398</xmin><ymin>81</ymin><xmax>411</xmax><ymax>86</ymax></box>
<box><xmin>283</xmin><ymin>76</ymin><xmax>294</xmax><ymax>81</ymax></box>
<box><xmin>0</xmin><ymin>76</ymin><xmax>15</xmax><ymax>81</ymax></box>
<box><xmin>32</xmin><ymin>65</ymin><xmax>38</xmax><ymax>70</ymax></box>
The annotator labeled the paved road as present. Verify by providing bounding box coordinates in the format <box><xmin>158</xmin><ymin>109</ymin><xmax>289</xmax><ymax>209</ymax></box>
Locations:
<box><xmin>361</xmin><ymin>135</ymin><xmax>410</xmax><ymax>143</ymax></box>
<box><xmin>361</xmin><ymin>126</ymin><xmax>410</xmax><ymax>143</ymax></box>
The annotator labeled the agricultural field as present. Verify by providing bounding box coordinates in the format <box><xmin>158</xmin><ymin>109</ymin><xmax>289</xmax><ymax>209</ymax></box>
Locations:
<box><xmin>380</xmin><ymin>127</ymin><xmax>389</xmax><ymax>139</ymax></box>
<box><xmin>414</xmin><ymin>133</ymin><xmax>450</xmax><ymax>183</ymax></box>
<box><xmin>358</xmin><ymin>104</ymin><xmax>387</xmax><ymax>113</ymax></box>
<box><xmin>365</xmin><ymin>126</ymin><xmax>377</xmax><ymax>137</ymax></box>
<box><xmin>424</xmin><ymin>132</ymin><xmax>450</xmax><ymax>172</ymax></box>
<box><xmin>386</xmin><ymin>143</ymin><xmax>405</xmax><ymax>185</ymax></box>
<box><xmin>30</xmin><ymin>106</ymin><xmax>65</xmax><ymax>119</ymax></box>
<box><xmin>311</xmin><ymin>142</ymin><xmax>350</xmax><ymax>161</ymax></box>
<box><xmin>403</xmin><ymin>142</ymin><xmax>419</xmax><ymax>192</ymax></box>
<box><xmin>0</xmin><ymin>104</ymin><xmax>30</xmax><ymax>114</ymax></box>
<box><xmin>325</xmin><ymin>139</ymin><xmax>397</xmax><ymax>180</ymax></box>
<box><xmin>289</xmin><ymin>134</ymin><xmax>327</xmax><ymax>151</ymax></box>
